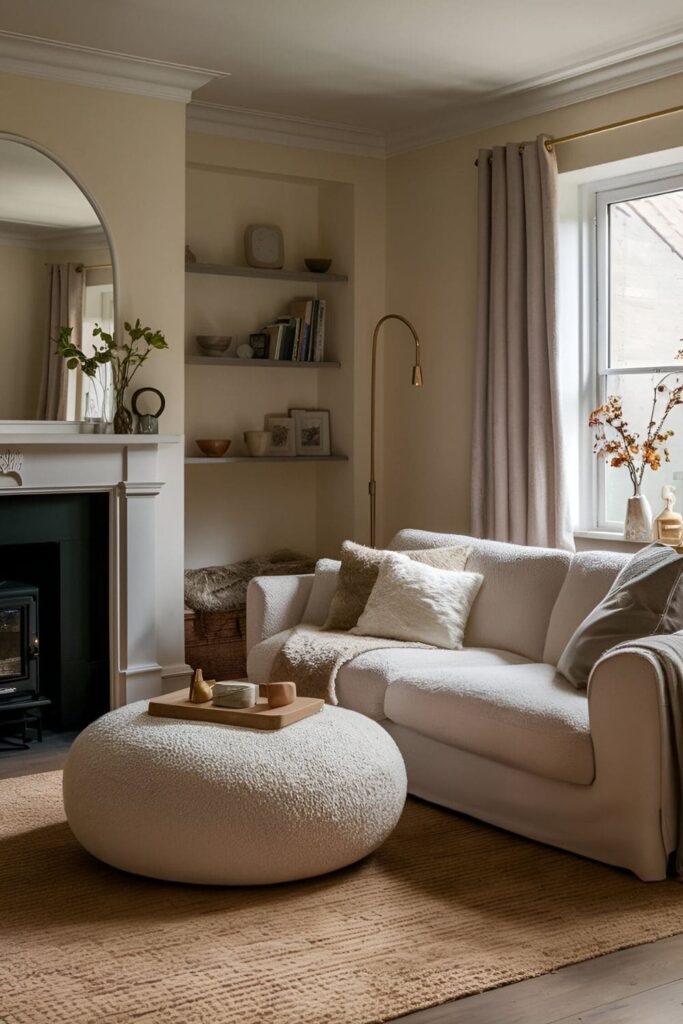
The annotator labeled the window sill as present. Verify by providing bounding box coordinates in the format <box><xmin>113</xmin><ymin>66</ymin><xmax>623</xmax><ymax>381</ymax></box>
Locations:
<box><xmin>573</xmin><ymin>530</ymin><xmax>646</xmax><ymax>548</ymax></box>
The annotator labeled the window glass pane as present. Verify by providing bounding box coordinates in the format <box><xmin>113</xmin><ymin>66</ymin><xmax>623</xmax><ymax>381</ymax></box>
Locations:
<box><xmin>609</xmin><ymin>190</ymin><xmax>683</xmax><ymax>369</ymax></box>
<box><xmin>601</xmin><ymin>371</ymin><xmax>683</xmax><ymax>524</ymax></box>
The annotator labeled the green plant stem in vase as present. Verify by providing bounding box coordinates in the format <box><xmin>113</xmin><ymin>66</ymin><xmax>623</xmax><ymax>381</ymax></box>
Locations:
<box><xmin>589</xmin><ymin>352</ymin><xmax>683</xmax><ymax>541</ymax></box>
<box><xmin>56</xmin><ymin>319</ymin><xmax>168</xmax><ymax>434</ymax></box>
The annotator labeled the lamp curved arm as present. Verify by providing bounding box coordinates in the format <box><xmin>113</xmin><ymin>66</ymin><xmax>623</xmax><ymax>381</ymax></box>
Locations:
<box><xmin>370</xmin><ymin>314</ymin><xmax>423</xmax><ymax>547</ymax></box>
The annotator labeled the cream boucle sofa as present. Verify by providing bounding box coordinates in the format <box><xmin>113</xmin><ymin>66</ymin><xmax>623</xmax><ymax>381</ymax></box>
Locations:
<box><xmin>247</xmin><ymin>529</ymin><xmax>677</xmax><ymax>881</ymax></box>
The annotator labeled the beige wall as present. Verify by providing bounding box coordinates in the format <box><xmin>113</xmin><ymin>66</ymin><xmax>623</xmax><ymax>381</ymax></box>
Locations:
<box><xmin>0</xmin><ymin>71</ymin><xmax>187</xmax><ymax>681</ymax></box>
<box><xmin>184</xmin><ymin>132</ymin><xmax>385</xmax><ymax>566</ymax></box>
<box><xmin>384</xmin><ymin>72</ymin><xmax>683</xmax><ymax>545</ymax></box>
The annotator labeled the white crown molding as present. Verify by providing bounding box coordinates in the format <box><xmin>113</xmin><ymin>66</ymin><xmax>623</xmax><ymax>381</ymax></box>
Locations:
<box><xmin>0</xmin><ymin>31</ymin><xmax>224</xmax><ymax>103</ymax></box>
<box><xmin>190</xmin><ymin>29</ymin><xmax>683</xmax><ymax>159</ymax></box>
<box><xmin>385</xmin><ymin>30</ymin><xmax>683</xmax><ymax>155</ymax></box>
<box><xmin>0</xmin><ymin>227</ymin><xmax>108</xmax><ymax>250</ymax></box>
<box><xmin>187</xmin><ymin>100</ymin><xmax>386</xmax><ymax>158</ymax></box>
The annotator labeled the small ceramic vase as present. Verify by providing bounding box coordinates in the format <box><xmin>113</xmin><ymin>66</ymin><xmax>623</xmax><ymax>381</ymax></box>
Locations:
<box><xmin>624</xmin><ymin>493</ymin><xmax>653</xmax><ymax>543</ymax></box>
<box><xmin>244</xmin><ymin>430</ymin><xmax>271</xmax><ymax>457</ymax></box>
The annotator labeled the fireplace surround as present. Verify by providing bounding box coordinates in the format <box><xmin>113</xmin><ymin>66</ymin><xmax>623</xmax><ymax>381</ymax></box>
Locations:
<box><xmin>0</xmin><ymin>428</ymin><xmax>187</xmax><ymax>714</ymax></box>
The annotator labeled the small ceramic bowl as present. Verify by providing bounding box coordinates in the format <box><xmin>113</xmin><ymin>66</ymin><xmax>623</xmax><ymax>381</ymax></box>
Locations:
<box><xmin>304</xmin><ymin>258</ymin><xmax>332</xmax><ymax>274</ymax></box>
<box><xmin>196</xmin><ymin>439</ymin><xmax>231</xmax><ymax>457</ymax></box>
<box><xmin>197</xmin><ymin>335</ymin><xmax>231</xmax><ymax>356</ymax></box>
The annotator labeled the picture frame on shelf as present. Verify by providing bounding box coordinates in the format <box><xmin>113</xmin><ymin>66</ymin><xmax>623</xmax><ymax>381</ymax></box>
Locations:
<box><xmin>265</xmin><ymin>414</ymin><xmax>296</xmax><ymax>456</ymax></box>
<box><xmin>244</xmin><ymin>224</ymin><xmax>284</xmax><ymax>269</ymax></box>
<box><xmin>249</xmin><ymin>332</ymin><xmax>269</xmax><ymax>358</ymax></box>
<box><xmin>292</xmin><ymin>408</ymin><xmax>331</xmax><ymax>457</ymax></box>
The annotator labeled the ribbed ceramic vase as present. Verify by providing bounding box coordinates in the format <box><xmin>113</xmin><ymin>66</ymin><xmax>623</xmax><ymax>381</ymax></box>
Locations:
<box><xmin>624</xmin><ymin>493</ymin><xmax>653</xmax><ymax>542</ymax></box>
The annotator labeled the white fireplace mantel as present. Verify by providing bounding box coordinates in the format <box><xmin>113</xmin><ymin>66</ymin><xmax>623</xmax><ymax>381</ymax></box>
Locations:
<box><xmin>0</xmin><ymin>430</ymin><xmax>184</xmax><ymax>708</ymax></box>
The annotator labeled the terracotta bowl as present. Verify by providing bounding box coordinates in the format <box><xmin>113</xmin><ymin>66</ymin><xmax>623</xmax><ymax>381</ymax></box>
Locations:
<box><xmin>196</xmin><ymin>439</ymin><xmax>231</xmax><ymax>457</ymax></box>
<box><xmin>304</xmin><ymin>258</ymin><xmax>332</xmax><ymax>273</ymax></box>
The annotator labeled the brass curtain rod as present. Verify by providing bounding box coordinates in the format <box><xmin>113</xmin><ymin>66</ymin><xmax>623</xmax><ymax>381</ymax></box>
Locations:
<box><xmin>474</xmin><ymin>101</ymin><xmax>683</xmax><ymax>166</ymax></box>
<box><xmin>75</xmin><ymin>262</ymin><xmax>112</xmax><ymax>272</ymax></box>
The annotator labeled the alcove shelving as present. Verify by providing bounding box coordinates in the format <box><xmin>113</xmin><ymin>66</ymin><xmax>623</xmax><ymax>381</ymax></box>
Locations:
<box><xmin>184</xmin><ymin>161</ymin><xmax>355</xmax><ymax>565</ymax></box>
<box><xmin>186</xmin><ymin>355</ymin><xmax>341</xmax><ymax>369</ymax></box>
<box><xmin>185</xmin><ymin>454</ymin><xmax>349</xmax><ymax>464</ymax></box>
<box><xmin>186</xmin><ymin>262</ymin><xmax>348</xmax><ymax>284</ymax></box>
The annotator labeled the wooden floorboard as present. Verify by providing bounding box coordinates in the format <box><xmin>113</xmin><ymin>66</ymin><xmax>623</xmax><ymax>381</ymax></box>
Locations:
<box><xmin>394</xmin><ymin>933</ymin><xmax>683</xmax><ymax>1023</ymax></box>
<box><xmin>0</xmin><ymin>731</ymin><xmax>74</xmax><ymax>779</ymax></box>
<box><xmin>3</xmin><ymin>738</ymin><xmax>683</xmax><ymax>1024</ymax></box>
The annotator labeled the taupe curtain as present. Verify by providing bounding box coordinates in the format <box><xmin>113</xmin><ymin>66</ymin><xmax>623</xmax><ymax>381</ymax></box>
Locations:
<box><xmin>470</xmin><ymin>135</ymin><xmax>572</xmax><ymax>551</ymax></box>
<box><xmin>36</xmin><ymin>263</ymin><xmax>84</xmax><ymax>420</ymax></box>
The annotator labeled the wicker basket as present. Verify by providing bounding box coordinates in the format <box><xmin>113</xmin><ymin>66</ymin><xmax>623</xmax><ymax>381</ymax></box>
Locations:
<box><xmin>184</xmin><ymin>607</ymin><xmax>247</xmax><ymax>681</ymax></box>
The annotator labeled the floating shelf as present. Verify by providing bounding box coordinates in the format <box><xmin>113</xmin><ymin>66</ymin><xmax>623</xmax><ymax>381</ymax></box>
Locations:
<box><xmin>186</xmin><ymin>263</ymin><xmax>348</xmax><ymax>284</ymax></box>
<box><xmin>185</xmin><ymin>455</ymin><xmax>349</xmax><ymax>464</ymax></box>
<box><xmin>186</xmin><ymin>356</ymin><xmax>340</xmax><ymax>369</ymax></box>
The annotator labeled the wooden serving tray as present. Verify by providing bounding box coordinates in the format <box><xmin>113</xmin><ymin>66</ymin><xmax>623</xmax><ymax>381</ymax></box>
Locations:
<box><xmin>148</xmin><ymin>688</ymin><xmax>323</xmax><ymax>731</ymax></box>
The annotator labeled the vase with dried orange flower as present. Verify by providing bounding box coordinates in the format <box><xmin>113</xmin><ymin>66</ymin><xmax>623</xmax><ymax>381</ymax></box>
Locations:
<box><xmin>589</xmin><ymin>355</ymin><xmax>683</xmax><ymax>542</ymax></box>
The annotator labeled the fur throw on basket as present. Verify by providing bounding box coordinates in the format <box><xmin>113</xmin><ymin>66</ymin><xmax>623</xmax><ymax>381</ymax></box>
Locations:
<box><xmin>185</xmin><ymin>550</ymin><xmax>315</xmax><ymax>613</ymax></box>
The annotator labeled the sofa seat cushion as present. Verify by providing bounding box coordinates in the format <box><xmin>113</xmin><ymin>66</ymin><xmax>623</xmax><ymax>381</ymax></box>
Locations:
<box><xmin>336</xmin><ymin>647</ymin><xmax>530</xmax><ymax>721</ymax></box>
<box><xmin>383</xmin><ymin>663</ymin><xmax>593</xmax><ymax>785</ymax></box>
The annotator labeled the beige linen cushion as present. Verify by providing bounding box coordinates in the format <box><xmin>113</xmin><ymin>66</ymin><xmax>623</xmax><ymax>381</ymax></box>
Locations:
<box><xmin>351</xmin><ymin>554</ymin><xmax>483</xmax><ymax>649</ymax></box>
<box><xmin>323</xmin><ymin>540</ymin><xmax>471</xmax><ymax>632</ymax></box>
<box><xmin>558</xmin><ymin>543</ymin><xmax>683</xmax><ymax>689</ymax></box>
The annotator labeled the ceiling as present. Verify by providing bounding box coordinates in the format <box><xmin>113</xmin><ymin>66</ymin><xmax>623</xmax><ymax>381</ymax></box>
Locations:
<box><xmin>1</xmin><ymin>0</ymin><xmax>683</xmax><ymax>150</ymax></box>
<box><xmin>0</xmin><ymin>139</ymin><xmax>101</xmax><ymax>232</ymax></box>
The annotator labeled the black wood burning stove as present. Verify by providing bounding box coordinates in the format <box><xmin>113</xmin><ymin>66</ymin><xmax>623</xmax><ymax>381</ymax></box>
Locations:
<box><xmin>0</xmin><ymin>580</ymin><xmax>40</xmax><ymax>704</ymax></box>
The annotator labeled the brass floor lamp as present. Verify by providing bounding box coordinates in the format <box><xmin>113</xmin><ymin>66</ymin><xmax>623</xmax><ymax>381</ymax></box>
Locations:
<box><xmin>369</xmin><ymin>314</ymin><xmax>423</xmax><ymax>547</ymax></box>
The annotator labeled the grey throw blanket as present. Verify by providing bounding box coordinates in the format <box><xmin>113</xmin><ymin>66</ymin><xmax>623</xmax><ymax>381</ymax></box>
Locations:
<box><xmin>269</xmin><ymin>624</ymin><xmax>432</xmax><ymax>704</ymax></box>
<box><xmin>610</xmin><ymin>632</ymin><xmax>683</xmax><ymax>874</ymax></box>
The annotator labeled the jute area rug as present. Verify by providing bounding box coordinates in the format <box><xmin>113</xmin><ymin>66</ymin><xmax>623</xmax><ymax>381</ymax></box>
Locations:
<box><xmin>4</xmin><ymin>773</ymin><xmax>683</xmax><ymax>1024</ymax></box>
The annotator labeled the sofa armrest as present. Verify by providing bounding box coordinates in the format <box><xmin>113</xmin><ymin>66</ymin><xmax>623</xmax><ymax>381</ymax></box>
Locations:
<box><xmin>246</xmin><ymin>574</ymin><xmax>314</xmax><ymax>653</ymax></box>
<box><xmin>587</xmin><ymin>646</ymin><xmax>676</xmax><ymax>856</ymax></box>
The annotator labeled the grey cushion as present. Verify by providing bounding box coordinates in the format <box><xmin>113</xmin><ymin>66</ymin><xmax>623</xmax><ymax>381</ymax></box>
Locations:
<box><xmin>558</xmin><ymin>543</ymin><xmax>683</xmax><ymax>689</ymax></box>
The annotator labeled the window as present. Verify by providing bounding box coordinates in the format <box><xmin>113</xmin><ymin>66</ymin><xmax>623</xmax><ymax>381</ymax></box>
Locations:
<box><xmin>65</xmin><ymin>279</ymin><xmax>114</xmax><ymax>422</ymax></box>
<box><xmin>589</xmin><ymin>172</ymin><xmax>683</xmax><ymax>530</ymax></box>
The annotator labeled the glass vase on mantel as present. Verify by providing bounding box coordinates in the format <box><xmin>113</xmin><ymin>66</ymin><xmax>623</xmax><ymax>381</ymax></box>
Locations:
<box><xmin>624</xmin><ymin>489</ymin><xmax>653</xmax><ymax>543</ymax></box>
<box><xmin>113</xmin><ymin>391</ymin><xmax>133</xmax><ymax>434</ymax></box>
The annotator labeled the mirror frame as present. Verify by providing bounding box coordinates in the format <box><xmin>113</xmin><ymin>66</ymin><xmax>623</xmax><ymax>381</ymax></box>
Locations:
<box><xmin>0</xmin><ymin>131</ymin><xmax>119</xmax><ymax>429</ymax></box>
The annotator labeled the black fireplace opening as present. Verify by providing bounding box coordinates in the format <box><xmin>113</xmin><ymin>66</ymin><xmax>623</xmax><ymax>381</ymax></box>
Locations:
<box><xmin>0</xmin><ymin>493</ymin><xmax>110</xmax><ymax>732</ymax></box>
<box><xmin>0</xmin><ymin>581</ymin><xmax>39</xmax><ymax>701</ymax></box>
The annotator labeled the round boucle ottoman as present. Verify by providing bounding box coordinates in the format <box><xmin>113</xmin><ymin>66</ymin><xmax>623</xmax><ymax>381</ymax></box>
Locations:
<box><xmin>63</xmin><ymin>701</ymin><xmax>407</xmax><ymax>885</ymax></box>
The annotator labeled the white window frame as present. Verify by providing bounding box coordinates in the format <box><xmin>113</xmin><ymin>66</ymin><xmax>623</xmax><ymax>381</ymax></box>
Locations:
<box><xmin>579</xmin><ymin>165</ymin><xmax>683</xmax><ymax>533</ymax></box>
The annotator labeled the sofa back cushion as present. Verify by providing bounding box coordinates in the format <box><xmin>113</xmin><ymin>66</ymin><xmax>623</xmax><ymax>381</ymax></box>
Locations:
<box><xmin>558</xmin><ymin>543</ymin><xmax>683</xmax><ymax>689</ymax></box>
<box><xmin>388</xmin><ymin>530</ymin><xmax>571</xmax><ymax>660</ymax></box>
<box><xmin>302</xmin><ymin>558</ymin><xmax>341</xmax><ymax>625</ymax></box>
<box><xmin>543</xmin><ymin>551</ymin><xmax>627</xmax><ymax>665</ymax></box>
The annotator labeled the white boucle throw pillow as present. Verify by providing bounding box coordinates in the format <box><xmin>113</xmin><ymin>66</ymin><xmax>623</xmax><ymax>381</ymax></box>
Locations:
<box><xmin>351</xmin><ymin>553</ymin><xmax>483</xmax><ymax>650</ymax></box>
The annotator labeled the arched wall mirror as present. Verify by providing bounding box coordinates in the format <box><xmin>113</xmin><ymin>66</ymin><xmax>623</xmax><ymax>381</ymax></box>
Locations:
<box><xmin>0</xmin><ymin>134</ymin><xmax>116</xmax><ymax>423</ymax></box>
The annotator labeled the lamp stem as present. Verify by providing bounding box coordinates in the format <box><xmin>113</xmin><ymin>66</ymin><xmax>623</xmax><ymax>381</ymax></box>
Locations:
<box><xmin>369</xmin><ymin>314</ymin><xmax>422</xmax><ymax>548</ymax></box>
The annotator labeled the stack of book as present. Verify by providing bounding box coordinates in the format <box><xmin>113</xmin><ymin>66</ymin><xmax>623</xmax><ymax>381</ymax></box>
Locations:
<box><xmin>263</xmin><ymin>298</ymin><xmax>326</xmax><ymax>362</ymax></box>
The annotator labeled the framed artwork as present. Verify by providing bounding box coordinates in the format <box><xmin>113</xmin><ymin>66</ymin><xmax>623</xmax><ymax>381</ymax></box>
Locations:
<box><xmin>293</xmin><ymin>409</ymin><xmax>331</xmax><ymax>457</ymax></box>
<box><xmin>249</xmin><ymin>332</ymin><xmax>269</xmax><ymax>359</ymax></box>
<box><xmin>244</xmin><ymin>224</ymin><xmax>284</xmax><ymax>269</ymax></box>
<box><xmin>264</xmin><ymin>414</ymin><xmax>296</xmax><ymax>456</ymax></box>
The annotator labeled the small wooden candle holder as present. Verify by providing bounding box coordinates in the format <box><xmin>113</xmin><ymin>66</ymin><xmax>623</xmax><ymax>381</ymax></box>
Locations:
<box><xmin>265</xmin><ymin>682</ymin><xmax>297</xmax><ymax>708</ymax></box>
